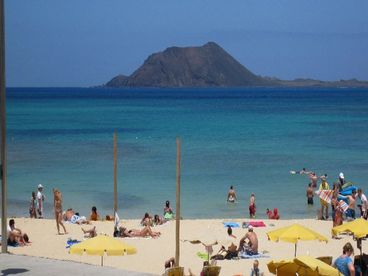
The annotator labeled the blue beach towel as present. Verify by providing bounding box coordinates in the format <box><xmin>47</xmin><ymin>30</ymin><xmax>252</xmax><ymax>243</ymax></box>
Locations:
<box><xmin>239</xmin><ymin>252</ymin><xmax>269</xmax><ymax>259</ymax></box>
<box><xmin>66</xmin><ymin>239</ymin><xmax>81</xmax><ymax>249</ymax></box>
<box><xmin>223</xmin><ymin>222</ymin><xmax>240</xmax><ymax>228</ymax></box>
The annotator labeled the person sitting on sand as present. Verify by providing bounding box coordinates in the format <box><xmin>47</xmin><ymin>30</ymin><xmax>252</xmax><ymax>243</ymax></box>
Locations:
<box><xmin>29</xmin><ymin>191</ymin><xmax>37</xmax><ymax>218</ymax></box>
<box><xmin>227</xmin><ymin>185</ymin><xmax>237</xmax><ymax>203</ymax></box>
<box><xmin>82</xmin><ymin>226</ymin><xmax>97</xmax><ymax>238</ymax></box>
<box><xmin>239</xmin><ymin>225</ymin><xmax>258</xmax><ymax>255</ymax></box>
<box><xmin>164</xmin><ymin>200</ymin><xmax>174</xmax><ymax>220</ymax></box>
<box><xmin>141</xmin><ymin>212</ymin><xmax>153</xmax><ymax>226</ymax></box>
<box><xmin>53</xmin><ymin>188</ymin><xmax>67</xmax><ymax>235</ymax></box>
<box><xmin>7</xmin><ymin>219</ymin><xmax>29</xmax><ymax>246</ymax></box>
<box><xmin>89</xmin><ymin>206</ymin><xmax>100</xmax><ymax>221</ymax></box>
<box><xmin>153</xmin><ymin>214</ymin><xmax>166</xmax><ymax>225</ymax></box>
<box><xmin>117</xmin><ymin>225</ymin><xmax>161</xmax><ymax>238</ymax></box>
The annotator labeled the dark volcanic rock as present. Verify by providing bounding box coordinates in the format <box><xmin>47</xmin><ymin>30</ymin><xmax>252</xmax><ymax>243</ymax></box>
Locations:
<box><xmin>105</xmin><ymin>42</ymin><xmax>275</xmax><ymax>88</ymax></box>
<box><xmin>105</xmin><ymin>74</ymin><xmax>129</xmax><ymax>87</ymax></box>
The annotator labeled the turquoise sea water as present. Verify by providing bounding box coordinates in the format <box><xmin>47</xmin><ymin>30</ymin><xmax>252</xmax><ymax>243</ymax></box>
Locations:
<box><xmin>4</xmin><ymin>87</ymin><xmax>368</xmax><ymax>219</ymax></box>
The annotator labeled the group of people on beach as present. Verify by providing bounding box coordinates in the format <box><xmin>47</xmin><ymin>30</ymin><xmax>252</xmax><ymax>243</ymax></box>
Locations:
<box><xmin>227</xmin><ymin>186</ymin><xmax>280</xmax><ymax>220</ymax></box>
<box><xmin>114</xmin><ymin>200</ymin><xmax>174</xmax><ymax>239</ymax></box>
<box><xmin>29</xmin><ymin>184</ymin><xmax>45</xmax><ymax>219</ymax></box>
<box><xmin>298</xmin><ymin>169</ymin><xmax>367</xmax><ymax>227</ymax></box>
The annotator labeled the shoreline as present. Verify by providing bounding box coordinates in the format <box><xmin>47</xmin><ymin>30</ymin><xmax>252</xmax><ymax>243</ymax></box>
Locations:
<box><xmin>1</xmin><ymin>217</ymin><xmax>359</xmax><ymax>275</ymax></box>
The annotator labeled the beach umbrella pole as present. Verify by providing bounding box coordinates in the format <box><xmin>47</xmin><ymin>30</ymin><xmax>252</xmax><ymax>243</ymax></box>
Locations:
<box><xmin>113</xmin><ymin>130</ymin><xmax>117</xmax><ymax>214</ymax></box>
<box><xmin>294</xmin><ymin>243</ymin><xmax>297</xmax><ymax>257</ymax></box>
<box><xmin>101</xmin><ymin>255</ymin><xmax>103</xmax><ymax>266</ymax></box>
<box><xmin>175</xmin><ymin>137</ymin><xmax>181</xmax><ymax>266</ymax></box>
<box><xmin>0</xmin><ymin>0</ymin><xmax>8</xmax><ymax>254</ymax></box>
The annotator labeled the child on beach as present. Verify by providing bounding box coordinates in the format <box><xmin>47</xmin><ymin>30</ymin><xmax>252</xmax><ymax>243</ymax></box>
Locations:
<box><xmin>29</xmin><ymin>191</ymin><xmax>37</xmax><ymax>218</ymax></box>
<box><xmin>53</xmin><ymin>188</ymin><xmax>67</xmax><ymax>235</ymax></box>
<box><xmin>249</xmin><ymin>193</ymin><xmax>256</xmax><ymax>218</ymax></box>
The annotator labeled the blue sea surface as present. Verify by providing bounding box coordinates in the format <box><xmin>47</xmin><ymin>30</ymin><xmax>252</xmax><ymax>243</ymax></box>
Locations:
<box><xmin>4</xmin><ymin>87</ymin><xmax>368</xmax><ymax>219</ymax></box>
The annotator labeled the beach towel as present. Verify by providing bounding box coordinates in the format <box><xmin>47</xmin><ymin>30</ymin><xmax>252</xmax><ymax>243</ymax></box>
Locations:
<box><xmin>248</xmin><ymin>221</ymin><xmax>266</xmax><ymax>227</ymax></box>
<box><xmin>223</xmin><ymin>222</ymin><xmax>240</xmax><ymax>228</ymax></box>
<box><xmin>338</xmin><ymin>200</ymin><xmax>349</xmax><ymax>213</ymax></box>
<box><xmin>197</xmin><ymin>252</ymin><xmax>209</xmax><ymax>260</ymax></box>
<box><xmin>239</xmin><ymin>252</ymin><xmax>269</xmax><ymax>259</ymax></box>
<box><xmin>317</xmin><ymin>190</ymin><xmax>333</xmax><ymax>204</ymax></box>
<box><xmin>66</xmin><ymin>239</ymin><xmax>81</xmax><ymax>249</ymax></box>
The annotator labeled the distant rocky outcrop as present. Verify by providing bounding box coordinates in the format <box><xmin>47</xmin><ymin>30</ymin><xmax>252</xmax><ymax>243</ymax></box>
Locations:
<box><xmin>105</xmin><ymin>42</ymin><xmax>368</xmax><ymax>88</ymax></box>
<box><xmin>105</xmin><ymin>42</ymin><xmax>277</xmax><ymax>88</ymax></box>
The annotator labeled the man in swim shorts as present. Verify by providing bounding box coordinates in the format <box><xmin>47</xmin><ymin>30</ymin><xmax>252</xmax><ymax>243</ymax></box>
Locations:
<box><xmin>306</xmin><ymin>183</ymin><xmax>314</xmax><ymax>205</ymax></box>
<box><xmin>239</xmin><ymin>225</ymin><xmax>258</xmax><ymax>255</ymax></box>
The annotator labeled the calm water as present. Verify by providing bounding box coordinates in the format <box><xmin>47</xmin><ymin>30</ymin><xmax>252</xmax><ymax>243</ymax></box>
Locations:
<box><xmin>3</xmin><ymin>87</ymin><xmax>368</xmax><ymax>219</ymax></box>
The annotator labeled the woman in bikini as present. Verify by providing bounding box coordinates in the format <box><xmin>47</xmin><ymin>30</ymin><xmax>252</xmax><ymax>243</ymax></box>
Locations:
<box><xmin>53</xmin><ymin>188</ymin><xmax>67</xmax><ymax>235</ymax></box>
<box><xmin>118</xmin><ymin>225</ymin><xmax>161</xmax><ymax>238</ymax></box>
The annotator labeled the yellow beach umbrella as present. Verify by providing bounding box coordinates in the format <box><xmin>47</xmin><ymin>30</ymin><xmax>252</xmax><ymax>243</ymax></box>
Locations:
<box><xmin>268</xmin><ymin>255</ymin><xmax>342</xmax><ymax>276</ymax></box>
<box><xmin>332</xmin><ymin>218</ymin><xmax>368</xmax><ymax>255</ymax></box>
<box><xmin>332</xmin><ymin>218</ymin><xmax>368</xmax><ymax>239</ymax></box>
<box><xmin>267</xmin><ymin>224</ymin><xmax>328</xmax><ymax>256</ymax></box>
<box><xmin>70</xmin><ymin>235</ymin><xmax>136</xmax><ymax>266</ymax></box>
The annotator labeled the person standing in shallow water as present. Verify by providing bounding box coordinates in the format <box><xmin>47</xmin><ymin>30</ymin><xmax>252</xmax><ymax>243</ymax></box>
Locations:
<box><xmin>227</xmin><ymin>185</ymin><xmax>237</xmax><ymax>203</ymax></box>
<box><xmin>249</xmin><ymin>193</ymin><xmax>256</xmax><ymax>218</ymax></box>
<box><xmin>319</xmin><ymin>176</ymin><xmax>330</xmax><ymax>220</ymax></box>
<box><xmin>306</xmin><ymin>183</ymin><xmax>314</xmax><ymax>205</ymax></box>
<box><xmin>29</xmin><ymin>191</ymin><xmax>37</xmax><ymax>218</ymax></box>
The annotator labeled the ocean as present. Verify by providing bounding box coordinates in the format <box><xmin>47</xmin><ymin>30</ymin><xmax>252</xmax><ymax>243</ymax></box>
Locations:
<box><xmin>3</xmin><ymin>87</ymin><xmax>368</xmax><ymax>219</ymax></box>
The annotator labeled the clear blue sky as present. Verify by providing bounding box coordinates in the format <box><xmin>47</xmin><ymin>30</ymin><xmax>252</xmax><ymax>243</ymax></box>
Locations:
<box><xmin>5</xmin><ymin>0</ymin><xmax>368</xmax><ymax>87</ymax></box>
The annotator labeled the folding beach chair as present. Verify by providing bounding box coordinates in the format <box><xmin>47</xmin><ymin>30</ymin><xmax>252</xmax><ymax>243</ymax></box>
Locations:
<box><xmin>201</xmin><ymin>265</ymin><xmax>221</xmax><ymax>276</ymax></box>
<box><xmin>165</xmin><ymin>266</ymin><xmax>184</xmax><ymax>276</ymax></box>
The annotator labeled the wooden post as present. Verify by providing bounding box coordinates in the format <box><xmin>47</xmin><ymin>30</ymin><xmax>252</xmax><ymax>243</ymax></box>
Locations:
<box><xmin>113</xmin><ymin>130</ymin><xmax>117</xmax><ymax>214</ymax></box>
<box><xmin>0</xmin><ymin>0</ymin><xmax>8</xmax><ymax>254</ymax></box>
<box><xmin>175</xmin><ymin>137</ymin><xmax>181</xmax><ymax>266</ymax></box>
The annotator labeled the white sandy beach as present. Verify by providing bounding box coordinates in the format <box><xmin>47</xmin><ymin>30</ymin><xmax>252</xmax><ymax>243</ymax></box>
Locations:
<box><xmin>0</xmin><ymin>217</ymin><xmax>361</xmax><ymax>275</ymax></box>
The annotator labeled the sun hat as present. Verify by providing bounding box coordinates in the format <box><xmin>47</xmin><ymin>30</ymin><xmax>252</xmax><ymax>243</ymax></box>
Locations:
<box><xmin>37</xmin><ymin>184</ymin><xmax>43</xmax><ymax>189</ymax></box>
<box><xmin>248</xmin><ymin>225</ymin><xmax>253</xmax><ymax>230</ymax></box>
<box><xmin>339</xmin><ymin>172</ymin><xmax>344</xmax><ymax>179</ymax></box>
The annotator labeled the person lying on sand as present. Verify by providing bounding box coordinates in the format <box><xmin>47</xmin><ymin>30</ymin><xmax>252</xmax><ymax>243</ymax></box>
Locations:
<box><xmin>116</xmin><ymin>225</ymin><xmax>161</xmax><ymax>238</ymax></box>
<box><xmin>63</xmin><ymin>208</ymin><xmax>90</xmax><ymax>224</ymax></box>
